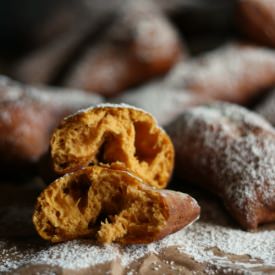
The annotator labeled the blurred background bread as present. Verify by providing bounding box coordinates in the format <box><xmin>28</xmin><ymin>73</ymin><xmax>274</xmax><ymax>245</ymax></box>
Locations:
<box><xmin>1</xmin><ymin>0</ymin><xmax>275</xmax><ymax>273</ymax></box>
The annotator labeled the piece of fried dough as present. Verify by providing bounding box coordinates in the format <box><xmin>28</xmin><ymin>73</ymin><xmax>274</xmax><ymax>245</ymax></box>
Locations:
<box><xmin>166</xmin><ymin>103</ymin><xmax>275</xmax><ymax>229</ymax></box>
<box><xmin>51</xmin><ymin>104</ymin><xmax>174</xmax><ymax>189</ymax></box>
<box><xmin>0</xmin><ymin>76</ymin><xmax>102</xmax><ymax>176</ymax></box>
<box><xmin>33</xmin><ymin>165</ymin><xmax>200</xmax><ymax>244</ymax></box>
<box><xmin>64</xmin><ymin>0</ymin><xmax>183</xmax><ymax>97</ymax></box>
<box><xmin>166</xmin><ymin>42</ymin><xmax>275</xmax><ymax>104</ymax></box>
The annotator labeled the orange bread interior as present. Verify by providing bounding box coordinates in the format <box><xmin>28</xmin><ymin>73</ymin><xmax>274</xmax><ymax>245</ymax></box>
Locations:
<box><xmin>33</xmin><ymin>166</ymin><xmax>169</xmax><ymax>244</ymax></box>
<box><xmin>50</xmin><ymin>105</ymin><xmax>174</xmax><ymax>188</ymax></box>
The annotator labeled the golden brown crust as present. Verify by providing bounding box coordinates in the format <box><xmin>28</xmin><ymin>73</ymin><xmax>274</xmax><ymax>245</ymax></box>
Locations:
<box><xmin>64</xmin><ymin>1</ymin><xmax>183</xmax><ymax>97</ymax></box>
<box><xmin>33</xmin><ymin>165</ymin><xmax>200</xmax><ymax>244</ymax></box>
<box><xmin>50</xmin><ymin>104</ymin><xmax>174</xmax><ymax>189</ymax></box>
<box><xmin>122</xmin><ymin>189</ymin><xmax>200</xmax><ymax>244</ymax></box>
<box><xmin>166</xmin><ymin>102</ymin><xmax>275</xmax><ymax>229</ymax></box>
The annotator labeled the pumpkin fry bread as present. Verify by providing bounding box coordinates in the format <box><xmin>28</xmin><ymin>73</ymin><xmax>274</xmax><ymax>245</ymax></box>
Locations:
<box><xmin>166</xmin><ymin>103</ymin><xmax>275</xmax><ymax>229</ymax></box>
<box><xmin>33</xmin><ymin>166</ymin><xmax>200</xmax><ymax>244</ymax></box>
<box><xmin>50</xmin><ymin>104</ymin><xmax>174</xmax><ymax>189</ymax></box>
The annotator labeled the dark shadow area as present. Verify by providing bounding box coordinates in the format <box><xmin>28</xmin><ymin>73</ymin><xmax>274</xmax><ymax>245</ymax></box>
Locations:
<box><xmin>0</xmin><ymin>180</ymin><xmax>44</xmax><ymax>239</ymax></box>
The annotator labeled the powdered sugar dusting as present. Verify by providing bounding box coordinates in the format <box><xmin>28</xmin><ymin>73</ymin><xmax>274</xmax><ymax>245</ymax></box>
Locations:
<box><xmin>114</xmin><ymin>0</ymin><xmax>180</xmax><ymax>62</ymax></box>
<box><xmin>26</xmin><ymin>86</ymin><xmax>102</xmax><ymax>108</ymax></box>
<box><xmin>167</xmin><ymin>102</ymin><xmax>275</xmax><ymax>228</ymax></box>
<box><xmin>1</xmin><ymin>176</ymin><xmax>274</xmax><ymax>273</ymax></box>
<box><xmin>0</xmin><ymin>76</ymin><xmax>103</xmax><ymax>130</ymax></box>
<box><xmin>66</xmin><ymin>102</ymin><xmax>149</xmax><ymax>118</ymax></box>
<box><xmin>174</xmin><ymin>222</ymin><xmax>275</xmax><ymax>265</ymax></box>
<box><xmin>0</xmin><ymin>240</ymin><xmax>119</xmax><ymax>271</ymax></box>
<box><xmin>0</xmin><ymin>76</ymin><xmax>102</xmax><ymax>107</ymax></box>
<box><xmin>34</xmin><ymin>242</ymin><xmax>119</xmax><ymax>269</ymax></box>
<box><xmin>1</xmin><ymin>220</ymin><xmax>274</xmax><ymax>272</ymax></box>
<box><xmin>165</xmin><ymin>42</ymin><xmax>275</xmax><ymax>102</ymax></box>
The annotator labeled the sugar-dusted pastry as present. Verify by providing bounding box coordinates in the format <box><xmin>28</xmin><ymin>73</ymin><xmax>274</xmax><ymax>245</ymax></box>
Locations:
<box><xmin>114</xmin><ymin>81</ymin><xmax>212</xmax><ymax>126</ymax></box>
<box><xmin>33</xmin><ymin>165</ymin><xmax>200</xmax><ymax>244</ymax></box>
<box><xmin>166</xmin><ymin>103</ymin><xmax>275</xmax><ymax>229</ymax></box>
<box><xmin>237</xmin><ymin>0</ymin><xmax>275</xmax><ymax>48</ymax></box>
<box><xmin>50</xmin><ymin>104</ymin><xmax>174</xmax><ymax>189</ymax></box>
<box><xmin>0</xmin><ymin>76</ymin><xmax>103</xmax><ymax>175</ymax></box>
<box><xmin>166</xmin><ymin>43</ymin><xmax>275</xmax><ymax>104</ymax></box>
<box><xmin>64</xmin><ymin>0</ymin><xmax>183</xmax><ymax>97</ymax></box>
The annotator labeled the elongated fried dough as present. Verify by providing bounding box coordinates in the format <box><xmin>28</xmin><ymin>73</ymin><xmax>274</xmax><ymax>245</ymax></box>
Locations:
<box><xmin>166</xmin><ymin>103</ymin><xmax>275</xmax><ymax>229</ymax></box>
<box><xmin>0</xmin><ymin>76</ymin><xmax>102</xmax><ymax>175</ymax></box>
<box><xmin>64</xmin><ymin>0</ymin><xmax>183</xmax><ymax>97</ymax></box>
<box><xmin>33</xmin><ymin>166</ymin><xmax>200</xmax><ymax>244</ymax></box>
<box><xmin>166</xmin><ymin>43</ymin><xmax>275</xmax><ymax>104</ymax></box>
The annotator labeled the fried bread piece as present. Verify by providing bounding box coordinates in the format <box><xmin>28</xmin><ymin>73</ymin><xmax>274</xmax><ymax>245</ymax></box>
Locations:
<box><xmin>166</xmin><ymin>103</ymin><xmax>275</xmax><ymax>229</ymax></box>
<box><xmin>0</xmin><ymin>76</ymin><xmax>102</xmax><ymax>175</ymax></box>
<box><xmin>51</xmin><ymin>104</ymin><xmax>174</xmax><ymax>188</ymax></box>
<box><xmin>64</xmin><ymin>0</ymin><xmax>183</xmax><ymax>97</ymax></box>
<box><xmin>166</xmin><ymin>43</ymin><xmax>275</xmax><ymax>104</ymax></box>
<box><xmin>33</xmin><ymin>165</ymin><xmax>200</xmax><ymax>244</ymax></box>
